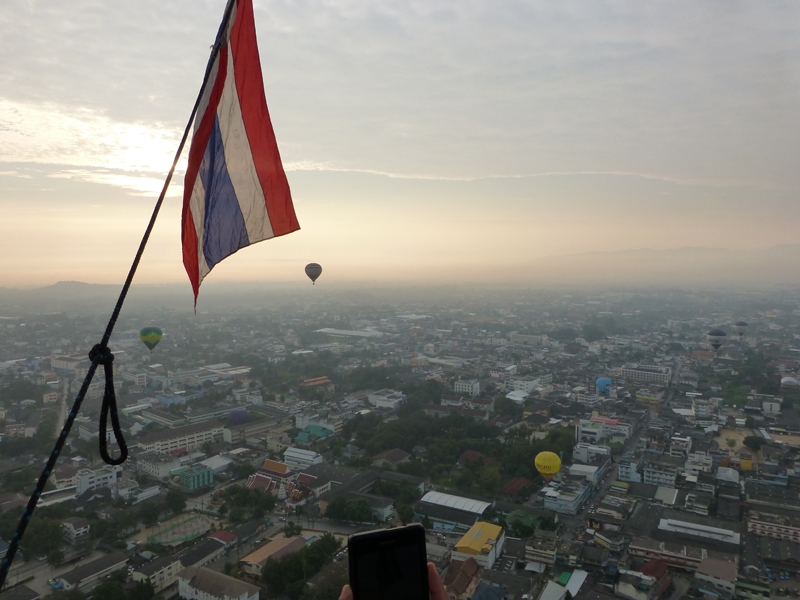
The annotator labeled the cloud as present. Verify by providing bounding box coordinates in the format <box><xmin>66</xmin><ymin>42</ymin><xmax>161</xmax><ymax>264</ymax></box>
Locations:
<box><xmin>1</xmin><ymin>1</ymin><xmax>798</xmax><ymax>190</ymax></box>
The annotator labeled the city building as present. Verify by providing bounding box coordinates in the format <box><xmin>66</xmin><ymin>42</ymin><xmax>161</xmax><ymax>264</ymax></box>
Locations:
<box><xmin>747</xmin><ymin>510</ymin><xmax>800</xmax><ymax>543</ymax></box>
<box><xmin>451</xmin><ymin>522</ymin><xmax>505</xmax><ymax>569</ymax></box>
<box><xmin>453</xmin><ymin>379</ymin><xmax>480</xmax><ymax>397</ymax></box>
<box><xmin>131</xmin><ymin>556</ymin><xmax>183</xmax><ymax>593</ymax></box>
<box><xmin>694</xmin><ymin>558</ymin><xmax>738</xmax><ymax>597</ymax></box>
<box><xmin>177</xmin><ymin>567</ymin><xmax>260</xmax><ymax>600</ymax></box>
<box><xmin>643</xmin><ymin>456</ymin><xmax>681</xmax><ymax>488</ymax></box>
<box><xmin>56</xmin><ymin>552</ymin><xmax>128</xmax><ymax>591</ymax></box>
<box><xmin>617</xmin><ymin>365</ymin><xmax>672</xmax><ymax>385</ymax></box>
<box><xmin>62</xmin><ymin>517</ymin><xmax>90</xmax><ymax>544</ymax></box>
<box><xmin>543</xmin><ymin>481</ymin><xmax>591</xmax><ymax>515</ymax></box>
<box><xmin>132</xmin><ymin>451</ymin><xmax>184</xmax><ymax>479</ymax></box>
<box><xmin>618</xmin><ymin>453</ymin><xmax>646</xmax><ymax>483</ymax></box>
<box><xmin>137</xmin><ymin>421</ymin><xmax>224</xmax><ymax>453</ymax></box>
<box><xmin>627</xmin><ymin>537</ymin><xmax>737</xmax><ymax>571</ymax></box>
<box><xmin>75</xmin><ymin>465</ymin><xmax>121</xmax><ymax>495</ymax></box>
<box><xmin>367</xmin><ymin>389</ymin><xmax>407</xmax><ymax>409</ymax></box>
<box><xmin>172</xmin><ymin>464</ymin><xmax>214</xmax><ymax>492</ymax></box>
<box><xmin>572</xmin><ymin>443</ymin><xmax>610</xmax><ymax>464</ymax></box>
<box><xmin>615</xmin><ymin>561</ymin><xmax>671</xmax><ymax>600</ymax></box>
<box><xmin>524</xmin><ymin>532</ymin><xmax>560</xmax><ymax>569</ymax></box>
<box><xmin>239</xmin><ymin>536</ymin><xmax>305</xmax><ymax>579</ymax></box>
<box><xmin>282</xmin><ymin>447</ymin><xmax>324</xmax><ymax>472</ymax></box>
<box><xmin>414</xmin><ymin>491</ymin><xmax>493</xmax><ymax>531</ymax></box>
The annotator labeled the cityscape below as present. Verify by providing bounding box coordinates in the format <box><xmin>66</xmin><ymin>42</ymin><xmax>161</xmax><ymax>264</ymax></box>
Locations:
<box><xmin>0</xmin><ymin>284</ymin><xmax>798</xmax><ymax>600</ymax></box>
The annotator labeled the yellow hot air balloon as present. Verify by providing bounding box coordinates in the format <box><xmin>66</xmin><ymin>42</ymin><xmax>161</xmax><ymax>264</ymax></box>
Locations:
<box><xmin>535</xmin><ymin>451</ymin><xmax>562</xmax><ymax>482</ymax></box>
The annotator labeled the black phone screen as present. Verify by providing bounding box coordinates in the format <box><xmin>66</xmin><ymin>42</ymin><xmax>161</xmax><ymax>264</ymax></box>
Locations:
<box><xmin>348</xmin><ymin>525</ymin><xmax>429</xmax><ymax>600</ymax></box>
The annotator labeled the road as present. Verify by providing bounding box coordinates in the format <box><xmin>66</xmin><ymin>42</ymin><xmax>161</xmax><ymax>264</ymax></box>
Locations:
<box><xmin>555</xmin><ymin>409</ymin><xmax>652</xmax><ymax>537</ymax></box>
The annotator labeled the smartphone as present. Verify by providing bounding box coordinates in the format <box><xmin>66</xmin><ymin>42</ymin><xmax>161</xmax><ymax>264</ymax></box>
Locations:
<box><xmin>348</xmin><ymin>524</ymin><xmax>430</xmax><ymax>600</ymax></box>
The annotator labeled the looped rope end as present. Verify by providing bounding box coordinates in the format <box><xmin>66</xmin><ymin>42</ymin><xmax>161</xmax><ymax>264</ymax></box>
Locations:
<box><xmin>89</xmin><ymin>345</ymin><xmax>128</xmax><ymax>467</ymax></box>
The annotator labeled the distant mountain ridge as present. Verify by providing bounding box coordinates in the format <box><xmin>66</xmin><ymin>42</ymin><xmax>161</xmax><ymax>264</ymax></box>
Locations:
<box><xmin>0</xmin><ymin>245</ymin><xmax>797</xmax><ymax>302</ymax></box>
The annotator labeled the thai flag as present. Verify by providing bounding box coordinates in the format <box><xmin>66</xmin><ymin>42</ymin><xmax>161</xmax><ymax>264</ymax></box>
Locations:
<box><xmin>182</xmin><ymin>0</ymin><xmax>300</xmax><ymax>304</ymax></box>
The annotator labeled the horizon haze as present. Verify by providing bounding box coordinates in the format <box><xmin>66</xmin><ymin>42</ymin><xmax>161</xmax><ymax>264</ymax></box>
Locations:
<box><xmin>2</xmin><ymin>1</ymin><xmax>799</xmax><ymax>288</ymax></box>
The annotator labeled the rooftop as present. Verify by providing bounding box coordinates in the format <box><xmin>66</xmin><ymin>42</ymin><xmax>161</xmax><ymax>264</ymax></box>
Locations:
<box><xmin>178</xmin><ymin>566</ymin><xmax>260</xmax><ymax>598</ymax></box>
<box><xmin>697</xmin><ymin>557</ymin><xmax>738</xmax><ymax>582</ymax></box>
<box><xmin>419</xmin><ymin>491</ymin><xmax>491</xmax><ymax>515</ymax></box>
<box><xmin>454</xmin><ymin>522</ymin><xmax>503</xmax><ymax>555</ymax></box>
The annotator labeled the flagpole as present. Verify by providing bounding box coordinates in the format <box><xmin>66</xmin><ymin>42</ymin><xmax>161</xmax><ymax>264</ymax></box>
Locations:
<box><xmin>0</xmin><ymin>0</ymin><xmax>238</xmax><ymax>589</ymax></box>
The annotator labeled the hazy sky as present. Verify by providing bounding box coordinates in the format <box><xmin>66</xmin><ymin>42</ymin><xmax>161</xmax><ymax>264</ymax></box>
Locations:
<box><xmin>2</xmin><ymin>1</ymin><xmax>799</xmax><ymax>288</ymax></box>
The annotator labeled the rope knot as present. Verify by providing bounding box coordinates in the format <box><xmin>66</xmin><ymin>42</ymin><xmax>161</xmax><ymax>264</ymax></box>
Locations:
<box><xmin>89</xmin><ymin>344</ymin><xmax>114</xmax><ymax>366</ymax></box>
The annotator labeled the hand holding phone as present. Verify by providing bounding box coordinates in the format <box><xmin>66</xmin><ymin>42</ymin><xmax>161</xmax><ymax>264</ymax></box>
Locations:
<box><xmin>345</xmin><ymin>525</ymin><xmax>446</xmax><ymax>600</ymax></box>
<box><xmin>340</xmin><ymin>562</ymin><xmax>447</xmax><ymax>600</ymax></box>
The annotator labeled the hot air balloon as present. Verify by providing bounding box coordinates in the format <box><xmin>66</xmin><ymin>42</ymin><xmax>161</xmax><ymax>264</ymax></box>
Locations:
<box><xmin>734</xmin><ymin>321</ymin><xmax>748</xmax><ymax>338</ymax></box>
<box><xmin>534</xmin><ymin>451</ymin><xmax>562</xmax><ymax>482</ymax></box>
<box><xmin>305</xmin><ymin>263</ymin><xmax>322</xmax><ymax>285</ymax></box>
<box><xmin>596</xmin><ymin>377</ymin><xmax>612</xmax><ymax>397</ymax></box>
<box><xmin>139</xmin><ymin>327</ymin><xmax>163</xmax><ymax>352</ymax></box>
<box><xmin>706</xmin><ymin>328</ymin><xmax>726</xmax><ymax>351</ymax></box>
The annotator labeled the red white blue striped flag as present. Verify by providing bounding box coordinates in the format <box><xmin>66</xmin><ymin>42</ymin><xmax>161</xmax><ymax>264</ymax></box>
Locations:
<box><xmin>182</xmin><ymin>0</ymin><xmax>300</xmax><ymax>304</ymax></box>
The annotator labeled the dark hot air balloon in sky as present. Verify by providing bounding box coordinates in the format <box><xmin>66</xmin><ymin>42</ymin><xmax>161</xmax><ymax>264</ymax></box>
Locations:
<box><xmin>596</xmin><ymin>377</ymin><xmax>612</xmax><ymax>396</ymax></box>
<box><xmin>139</xmin><ymin>327</ymin><xmax>163</xmax><ymax>352</ymax></box>
<box><xmin>707</xmin><ymin>328</ymin><xmax>726</xmax><ymax>351</ymax></box>
<box><xmin>734</xmin><ymin>321</ymin><xmax>748</xmax><ymax>338</ymax></box>
<box><xmin>305</xmin><ymin>263</ymin><xmax>322</xmax><ymax>284</ymax></box>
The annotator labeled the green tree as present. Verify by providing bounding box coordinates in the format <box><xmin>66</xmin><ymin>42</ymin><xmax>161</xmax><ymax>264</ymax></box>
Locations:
<box><xmin>228</xmin><ymin>506</ymin><xmax>247</xmax><ymax>524</ymax></box>
<box><xmin>282</xmin><ymin>521</ymin><xmax>303</xmax><ymax>537</ymax></box>
<box><xmin>743</xmin><ymin>436</ymin><xmax>765</xmax><ymax>452</ymax></box>
<box><xmin>22</xmin><ymin>518</ymin><xmax>62</xmax><ymax>558</ymax></box>
<box><xmin>745</xmin><ymin>417</ymin><xmax>755</xmax><ymax>428</ymax></box>
<box><xmin>92</xmin><ymin>581</ymin><xmax>125</xmax><ymax>600</ymax></box>
<box><xmin>164</xmin><ymin>489</ymin><xmax>187</xmax><ymax>515</ymax></box>
<box><xmin>303</xmin><ymin>563</ymin><xmax>349</xmax><ymax>600</ymax></box>
<box><xmin>138</xmin><ymin>503</ymin><xmax>160</xmax><ymax>528</ymax></box>
<box><xmin>726</xmin><ymin>438</ymin><xmax>737</xmax><ymax>449</ymax></box>
<box><xmin>396</xmin><ymin>504</ymin><xmax>414</xmax><ymax>525</ymax></box>
<box><xmin>47</xmin><ymin>547</ymin><xmax>65</xmax><ymax>567</ymax></box>
<box><xmin>126</xmin><ymin>582</ymin><xmax>155</xmax><ymax>600</ymax></box>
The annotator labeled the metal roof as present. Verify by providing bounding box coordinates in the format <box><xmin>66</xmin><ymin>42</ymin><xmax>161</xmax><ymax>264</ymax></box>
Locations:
<box><xmin>420</xmin><ymin>491</ymin><xmax>491</xmax><ymax>514</ymax></box>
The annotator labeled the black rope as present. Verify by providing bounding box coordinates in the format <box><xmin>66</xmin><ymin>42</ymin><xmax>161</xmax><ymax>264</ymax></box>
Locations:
<box><xmin>90</xmin><ymin>345</ymin><xmax>128</xmax><ymax>466</ymax></box>
<box><xmin>0</xmin><ymin>0</ymin><xmax>238</xmax><ymax>588</ymax></box>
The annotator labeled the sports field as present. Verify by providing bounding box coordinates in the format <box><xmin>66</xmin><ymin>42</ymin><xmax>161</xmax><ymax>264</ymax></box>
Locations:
<box><xmin>147</xmin><ymin>514</ymin><xmax>212</xmax><ymax>547</ymax></box>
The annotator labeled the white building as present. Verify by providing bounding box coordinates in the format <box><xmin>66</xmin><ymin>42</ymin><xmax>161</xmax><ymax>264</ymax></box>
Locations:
<box><xmin>669</xmin><ymin>436</ymin><xmax>692</xmax><ymax>458</ymax></box>
<box><xmin>543</xmin><ymin>482</ymin><xmax>591</xmax><ymax>515</ymax></box>
<box><xmin>178</xmin><ymin>567</ymin><xmax>259</xmax><ymax>600</ymax></box>
<box><xmin>137</xmin><ymin>421</ymin><xmax>224</xmax><ymax>453</ymax></box>
<box><xmin>572</xmin><ymin>444</ymin><xmax>611</xmax><ymax>464</ymax></box>
<box><xmin>62</xmin><ymin>517</ymin><xmax>91</xmax><ymax>544</ymax></box>
<box><xmin>367</xmin><ymin>389</ymin><xmax>407</xmax><ymax>409</ymax></box>
<box><xmin>684</xmin><ymin>452</ymin><xmax>713</xmax><ymax>476</ymax></box>
<box><xmin>133</xmin><ymin>452</ymin><xmax>185</xmax><ymax>479</ymax></box>
<box><xmin>283</xmin><ymin>447</ymin><xmax>324</xmax><ymax>472</ymax></box>
<box><xmin>76</xmin><ymin>465</ymin><xmax>121</xmax><ymax>495</ymax></box>
<box><xmin>618</xmin><ymin>454</ymin><xmax>645</xmax><ymax>483</ymax></box>
<box><xmin>617</xmin><ymin>364</ymin><xmax>671</xmax><ymax>385</ymax></box>
<box><xmin>507</xmin><ymin>376</ymin><xmax>541</xmax><ymax>394</ymax></box>
<box><xmin>454</xmin><ymin>380</ymin><xmax>480</xmax><ymax>397</ymax></box>
<box><xmin>568</xmin><ymin>464</ymin><xmax>600</xmax><ymax>485</ymax></box>
<box><xmin>643</xmin><ymin>458</ymin><xmax>679</xmax><ymax>488</ymax></box>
